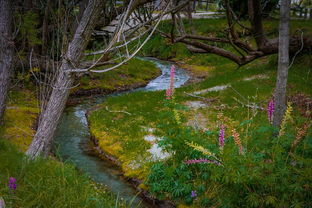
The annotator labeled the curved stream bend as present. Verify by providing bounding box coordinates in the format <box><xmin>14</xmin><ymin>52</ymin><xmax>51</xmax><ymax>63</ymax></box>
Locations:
<box><xmin>54</xmin><ymin>58</ymin><xmax>189</xmax><ymax>207</ymax></box>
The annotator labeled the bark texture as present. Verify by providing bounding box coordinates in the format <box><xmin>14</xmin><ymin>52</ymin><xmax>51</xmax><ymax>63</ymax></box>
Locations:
<box><xmin>273</xmin><ymin>0</ymin><xmax>291</xmax><ymax>128</ymax></box>
<box><xmin>0</xmin><ymin>0</ymin><xmax>14</xmax><ymax>124</ymax></box>
<box><xmin>26</xmin><ymin>0</ymin><xmax>105</xmax><ymax>158</ymax></box>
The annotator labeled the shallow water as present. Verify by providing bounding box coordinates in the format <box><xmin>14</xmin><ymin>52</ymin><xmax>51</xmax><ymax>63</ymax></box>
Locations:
<box><xmin>54</xmin><ymin>58</ymin><xmax>189</xmax><ymax>207</ymax></box>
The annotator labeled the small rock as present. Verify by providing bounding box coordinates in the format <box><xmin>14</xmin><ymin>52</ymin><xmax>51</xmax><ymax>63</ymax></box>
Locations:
<box><xmin>184</xmin><ymin>101</ymin><xmax>208</xmax><ymax>109</ymax></box>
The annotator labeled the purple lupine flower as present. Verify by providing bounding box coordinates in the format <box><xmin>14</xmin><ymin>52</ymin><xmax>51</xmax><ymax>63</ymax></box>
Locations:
<box><xmin>191</xmin><ymin>190</ymin><xmax>197</xmax><ymax>198</ymax></box>
<box><xmin>8</xmin><ymin>177</ymin><xmax>16</xmax><ymax>191</ymax></box>
<box><xmin>184</xmin><ymin>158</ymin><xmax>221</xmax><ymax>166</ymax></box>
<box><xmin>219</xmin><ymin>124</ymin><xmax>225</xmax><ymax>151</ymax></box>
<box><xmin>165</xmin><ymin>65</ymin><xmax>175</xmax><ymax>99</ymax></box>
<box><xmin>267</xmin><ymin>99</ymin><xmax>274</xmax><ymax>124</ymax></box>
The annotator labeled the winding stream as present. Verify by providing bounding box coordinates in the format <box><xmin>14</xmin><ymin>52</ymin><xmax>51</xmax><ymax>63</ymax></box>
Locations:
<box><xmin>54</xmin><ymin>58</ymin><xmax>190</xmax><ymax>207</ymax></box>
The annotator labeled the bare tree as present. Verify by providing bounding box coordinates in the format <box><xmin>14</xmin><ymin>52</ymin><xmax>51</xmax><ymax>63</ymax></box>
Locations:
<box><xmin>273</xmin><ymin>0</ymin><xmax>291</xmax><ymax>128</ymax></box>
<box><xmin>0</xmin><ymin>0</ymin><xmax>14</xmax><ymax>124</ymax></box>
<box><xmin>26</xmin><ymin>0</ymin><xmax>184</xmax><ymax>158</ymax></box>
<box><xmin>26</xmin><ymin>0</ymin><xmax>106</xmax><ymax>158</ymax></box>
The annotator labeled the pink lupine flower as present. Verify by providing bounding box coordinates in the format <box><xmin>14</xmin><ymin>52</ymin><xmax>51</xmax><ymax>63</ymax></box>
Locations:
<box><xmin>165</xmin><ymin>88</ymin><xmax>172</xmax><ymax>99</ymax></box>
<box><xmin>184</xmin><ymin>158</ymin><xmax>221</xmax><ymax>166</ymax></box>
<box><xmin>165</xmin><ymin>65</ymin><xmax>175</xmax><ymax>99</ymax></box>
<box><xmin>219</xmin><ymin>124</ymin><xmax>225</xmax><ymax>151</ymax></box>
<box><xmin>267</xmin><ymin>99</ymin><xmax>274</xmax><ymax>124</ymax></box>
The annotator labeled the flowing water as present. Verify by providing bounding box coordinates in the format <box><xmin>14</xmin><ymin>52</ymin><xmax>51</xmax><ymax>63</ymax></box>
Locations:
<box><xmin>54</xmin><ymin>58</ymin><xmax>189</xmax><ymax>207</ymax></box>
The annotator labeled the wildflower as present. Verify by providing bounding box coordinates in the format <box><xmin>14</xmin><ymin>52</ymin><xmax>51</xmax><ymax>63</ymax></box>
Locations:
<box><xmin>165</xmin><ymin>65</ymin><xmax>175</xmax><ymax>99</ymax></box>
<box><xmin>290</xmin><ymin>122</ymin><xmax>310</xmax><ymax>153</ymax></box>
<box><xmin>231</xmin><ymin>129</ymin><xmax>244</xmax><ymax>155</ymax></box>
<box><xmin>219</xmin><ymin>124</ymin><xmax>225</xmax><ymax>152</ymax></box>
<box><xmin>191</xmin><ymin>190</ymin><xmax>197</xmax><ymax>198</ymax></box>
<box><xmin>165</xmin><ymin>88</ymin><xmax>172</xmax><ymax>99</ymax></box>
<box><xmin>185</xmin><ymin>141</ymin><xmax>221</xmax><ymax>162</ymax></box>
<box><xmin>8</xmin><ymin>177</ymin><xmax>16</xmax><ymax>191</ymax></box>
<box><xmin>267</xmin><ymin>99</ymin><xmax>274</xmax><ymax>124</ymax></box>
<box><xmin>279</xmin><ymin>102</ymin><xmax>293</xmax><ymax>137</ymax></box>
<box><xmin>185</xmin><ymin>141</ymin><xmax>215</xmax><ymax>157</ymax></box>
<box><xmin>184</xmin><ymin>158</ymin><xmax>222</xmax><ymax>166</ymax></box>
<box><xmin>173</xmin><ymin>109</ymin><xmax>181</xmax><ymax>124</ymax></box>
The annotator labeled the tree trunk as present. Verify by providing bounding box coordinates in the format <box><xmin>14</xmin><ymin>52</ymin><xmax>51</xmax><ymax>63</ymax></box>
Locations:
<box><xmin>26</xmin><ymin>0</ymin><xmax>105</xmax><ymax>158</ymax></box>
<box><xmin>0</xmin><ymin>0</ymin><xmax>14</xmax><ymax>124</ymax></box>
<box><xmin>41</xmin><ymin>0</ymin><xmax>51</xmax><ymax>55</ymax></box>
<box><xmin>273</xmin><ymin>0</ymin><xmax>290</xmax><ymax>128</ymax></box>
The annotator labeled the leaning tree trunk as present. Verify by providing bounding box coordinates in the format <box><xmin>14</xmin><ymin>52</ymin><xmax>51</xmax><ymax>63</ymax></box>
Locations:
<box><xmin>0</xmin><ymin>0</ymin><xmax>14</xmax><ymax>124</ymax></box>
<box><xmin>26</xmin><ymin>0</ymin><xmax>104</xmax><ymax>158</ymax></box>
<box><xmin>273</xmin><ymin>0</ymin><xmax>291</xmax><ymax>128</ymax></box>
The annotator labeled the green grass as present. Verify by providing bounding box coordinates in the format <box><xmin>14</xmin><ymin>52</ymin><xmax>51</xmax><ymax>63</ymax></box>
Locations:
<box><xmin>0</xmin><ymin>140</ymin><xmax>126</xmax><ymax>208</ymax></box>
<box><xmin>1</xmin><ymin>88</ymin><xmax>128</xmax><ymax>207</ymax></box>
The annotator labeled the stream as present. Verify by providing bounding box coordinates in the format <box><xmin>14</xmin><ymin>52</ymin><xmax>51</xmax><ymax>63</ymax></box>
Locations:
<box><xmin>54</xmin><ymin>58</ymin><xmax>190</xmax><ymax>207</ymax></box>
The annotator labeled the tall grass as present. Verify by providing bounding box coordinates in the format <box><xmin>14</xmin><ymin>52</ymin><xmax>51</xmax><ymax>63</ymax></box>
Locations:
<box><xmin>0</xmin><ymin>139</ymin><xmax>126</xmax><ymax>208</ymax></box>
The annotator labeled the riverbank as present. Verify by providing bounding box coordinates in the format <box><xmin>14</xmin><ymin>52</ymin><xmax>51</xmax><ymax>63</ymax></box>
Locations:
<box><xmin>0</xmin><ymin>57</ymin><xmax>162</xmax><ymax>208</ymax></box>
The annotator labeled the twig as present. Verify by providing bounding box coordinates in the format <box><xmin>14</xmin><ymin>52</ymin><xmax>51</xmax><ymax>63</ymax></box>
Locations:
<box><xmin>232</xmin><ymin>97</ymin><xmax>264</xmax><ymax>110</ymax></box>
<box><xmin>105</xmin><ymin>106</ymin><xmax>131</xmax><ymax>115</ymax></box>
<box><xmin>184</xmin><ymin>92</ymin><xmax>217</xmax><ymax>102</ymax></box>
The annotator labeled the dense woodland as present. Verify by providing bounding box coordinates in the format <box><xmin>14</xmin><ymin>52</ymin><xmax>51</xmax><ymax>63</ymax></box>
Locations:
<box><xmin>0</xmin><ymin>0</ymin><xmax>311</xmax><ymax>207</ymax></box>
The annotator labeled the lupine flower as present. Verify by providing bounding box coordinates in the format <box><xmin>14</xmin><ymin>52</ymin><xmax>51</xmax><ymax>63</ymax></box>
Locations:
<box><xmin>231</xmin><ymin>129</ymin><xmax>244</xmax><ymax>155</ymax></box>
<box><xmin>185</xmin><ymin>141</ymin><xmax>215</xmax><ymax>157</ymax></box>
<box><xmin>184</xmin><ymin>158</ymin><xmax>222</xmax><ymax>166</ymax></box>
<box><xmin>267</xmin><ymin>99</ymin><xmax>274</xmax><ymax>124</ymax></box>
<box><xmin>279</xmin><ymin>102</ymin><xmax>293</xmax><ymax>137</ymax></box>
<box><xmin>8</xmin><ymin>177</ymin><xmax>16</xmax><ymax>191</ymax></box>
<box><xmin>219</xmin><ymin>125</ymin><xmax>225</xmax><ymax>152</ymax></box>
<box><xmin>191</xmin><ymin>190</ymin><xmax>197</xmax><ymax>198</ymax></box>
<box><xmin>290</xmin><ymin>122</ymin><xmax>310</xmax><ymax>153</ymax></box>
<box><xmin>173</xmin><ymin>109</ymin><xmax>181</xmax><ymax>124</ymax></box>
<box><xmin>165</xmin><ymin>65</ymin><xmax>175</xmax><ymax>99</ymax></box>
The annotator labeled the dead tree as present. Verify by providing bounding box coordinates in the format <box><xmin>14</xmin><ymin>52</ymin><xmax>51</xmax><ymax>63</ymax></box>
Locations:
<box><xmin>0</xmin><ymin>0</ymin><xmax>14</xmax><ymax>124</ymax></box>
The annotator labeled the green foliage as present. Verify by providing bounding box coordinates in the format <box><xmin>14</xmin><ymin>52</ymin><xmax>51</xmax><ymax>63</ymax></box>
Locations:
<box><xmin>18</xmin><ymin>11</ymin><xmax>42</xmax><ymax>46</ymax></box>
<box><xmin>146</xmin><ymin>98</ymin><xmax>312</xmax><ymax>207</ymax></box>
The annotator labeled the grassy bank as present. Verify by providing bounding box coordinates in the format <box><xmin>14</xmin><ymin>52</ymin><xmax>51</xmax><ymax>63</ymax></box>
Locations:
<box><xmin>72</xmin><ymin>58</ymin><xmax>160</xmax><ymax>95</ymax></box>
<box><xmin>88</xmin><ymin>18</ymin><xmax>312</xmax><ymax>207</ymax></box>
<box><xmin>0</xmin><ymin>90</ymin><xmax>128</xmax><ymax>207</ymax></box>
<box><xmin>0</xmin><ymin>57</ymin><xmax>160</xmax><ymax>207</ymax></box>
